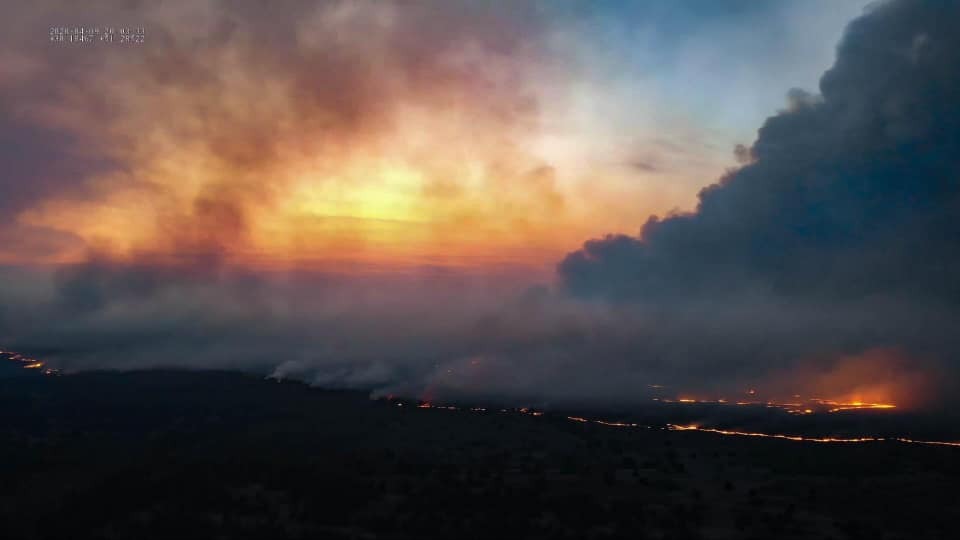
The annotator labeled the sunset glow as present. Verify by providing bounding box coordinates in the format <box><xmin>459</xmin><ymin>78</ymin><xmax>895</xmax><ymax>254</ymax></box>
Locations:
<box><xmin>3</xmin><ymin>3</ymin><xmax>724</xmax><ymax>274</ymax></box>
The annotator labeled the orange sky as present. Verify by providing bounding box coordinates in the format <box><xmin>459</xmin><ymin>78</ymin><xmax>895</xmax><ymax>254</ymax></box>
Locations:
<box><xmin>1</xmin><ymin>0</ymin><xmax>746</xmax><ymax>274</ymax></box>
<box><xmin>11</xmin><ymin>69</ymin><xmax>699</xmax><ymax>273</ymax></box>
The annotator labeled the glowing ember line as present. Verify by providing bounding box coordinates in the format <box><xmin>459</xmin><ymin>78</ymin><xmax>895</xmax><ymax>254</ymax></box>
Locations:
<box><xmin>1</xmin><ymin>349</ymin><xmax>61</xmax><ymax>376</ymax></box>
<box><xmin>595</xmin><ymin>420</ymin><xmax>638</xmax><ymax>427</ymax></box>
<box><xmin>668</xmin><ymin>424</ymin><xmax>882</xmax><ymax>444</ymax></box>
<box><xmin>893</xmin><ymin>437</ymin><xmax>960</xmax><ymax>448</ymax></box>
<box><xmin>401</xmin><ymin>399</ymin><xmax>960</xmax><ymax>449</ymax></box>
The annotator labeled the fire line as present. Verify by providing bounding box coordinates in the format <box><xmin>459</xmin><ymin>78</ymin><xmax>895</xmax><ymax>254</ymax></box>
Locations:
<box><xmin>407</xmin><ymin>401</ymin><xmax>960</xmax><ymax>449</ymax></box>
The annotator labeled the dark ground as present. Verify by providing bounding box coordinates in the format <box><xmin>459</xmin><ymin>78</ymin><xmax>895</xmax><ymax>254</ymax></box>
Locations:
<box><xmin>1</xmin><ymin>370</ymin><xmax>957</xmax><ymax>540</ymax></box>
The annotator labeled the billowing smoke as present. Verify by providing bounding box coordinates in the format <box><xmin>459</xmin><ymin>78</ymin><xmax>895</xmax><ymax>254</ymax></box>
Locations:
<box><xmin>557</xmin><ymin>0</ymin><xmax>960</xmax><ymax>407</ymax></box>
<box><xmin>2</xmin><ymin>0</ymin><xmax>959</xmax><ymax>411</ymax></box>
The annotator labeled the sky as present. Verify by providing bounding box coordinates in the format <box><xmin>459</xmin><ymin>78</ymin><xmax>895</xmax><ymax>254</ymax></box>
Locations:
<box><xmin>2</xmin><ymin>0</ymin><xmax>959</xmax><ymax>412</ymax></box>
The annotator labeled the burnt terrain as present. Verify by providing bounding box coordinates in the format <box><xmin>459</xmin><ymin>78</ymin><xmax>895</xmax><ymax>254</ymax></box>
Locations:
<box><xmin>1</xmin><ymin>370</ymin><xmax>958</xmax><ymax>540</ymax></box>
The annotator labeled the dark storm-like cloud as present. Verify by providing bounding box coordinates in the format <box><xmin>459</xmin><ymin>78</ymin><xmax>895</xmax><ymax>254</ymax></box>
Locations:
<box><xmin>561</xmin><ymin>0</ymin><xmax>960</xmax><ymax>303</ymax></box>
<box><xmin>553</xmin><ymin>0</ymin><xmax>960</xmax><ymax>403</ymax></box>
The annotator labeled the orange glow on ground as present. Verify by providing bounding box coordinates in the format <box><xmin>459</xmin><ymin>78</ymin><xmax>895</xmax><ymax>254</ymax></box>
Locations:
<box><xmin>402</xmin><ymin>398</ymin><xmax>960</xmax><ymax>449</ymax></box>
<box><xmin>655</xmin><ymin>394</ymin><xmax>898</xmax><ymax>415</ymax></box>
<box><xmin>0</xmin><ymin>350</ymin><xmax>60</xmax><ymax>376</ymax></box>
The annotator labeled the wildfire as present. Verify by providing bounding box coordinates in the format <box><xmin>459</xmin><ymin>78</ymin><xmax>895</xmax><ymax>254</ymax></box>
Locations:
<box><xmin>418</xmin><ymin>402</ymin><xmax>545</xmax><ymax>418</ymax></box>
<box><xmin>1</xmin><ymin>349</ymin><xmax>61</xmax><ymax>376</ymax></box>
<box><xmin>654</xmin><ymin>392</ymin><xmax>897</xmax><ymax>415</ymax></box>
<box><xmin>668</xmin><ymin>424</ymin><xmax>884</xmax><ymax>444</ymax></box>
<box><xmin>395</xmin><ymin>397</ymin><xmax>960</xmax><ymax>449</ymax></box>
<box><xmin>667</xmin><ymin>424</ymin><xmax>960</xmax><ymax>448</ymax></box>
<box><xmin>595</xmin><ymin>420</ymin><xmax>638</xmax><ymax>428</ymax></box>
<box><xmin>648</xmin><ymin>350</ymin><xmax>920</xmax><ymax>415</ymax></box>
<box><xmin>814</xmin><ymin>399</ymin><xmax>897</xmax><ymax>413</ymax></box>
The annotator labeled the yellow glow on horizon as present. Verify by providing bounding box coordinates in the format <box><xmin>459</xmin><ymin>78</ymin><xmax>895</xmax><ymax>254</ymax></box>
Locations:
<box><xmin>1</xmin><ymin>48</ymin><xmax>710</xmax><ymax>274</ymax></box>
<box><xmin>289</xmin><ymin>163</ymin><xmax>424</xmax><ymax>224</ymax></box>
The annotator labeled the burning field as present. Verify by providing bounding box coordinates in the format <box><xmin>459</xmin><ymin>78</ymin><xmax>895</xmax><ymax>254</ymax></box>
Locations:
<box><xmin>405</xmin><ymin>397</ymin><xmax>960</xmax><ymax>450</ymax></box>
<box><xmin>2</xmin><ymin>368</ymin><xmax>958</xmax><ymax>540</ymax></box>
<box><xmin>4</xmin><ymin>346</ymin><xmax>956</xmax><ymax>447</ymax></box>
<box><xmin>0</xmin><ymin>349</ymin><xmax>60</xmax><ymax>377</ymax></box>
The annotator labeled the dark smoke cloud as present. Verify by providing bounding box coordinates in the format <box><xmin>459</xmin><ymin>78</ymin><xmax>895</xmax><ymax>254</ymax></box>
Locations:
<box><xmin>556</xmin><ymin>0</ymin><xmax>960</xmax><ymax>403</ymax></box>
<box><xmin>563</xmin><ymin>0</ymin><xmax>960</xmax><ymax>303</ymax></box>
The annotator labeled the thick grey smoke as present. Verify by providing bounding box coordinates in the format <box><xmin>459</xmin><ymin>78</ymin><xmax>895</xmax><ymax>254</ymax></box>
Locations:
<box><xmin>3</xmin><ymin>0</ymin><xmax>959</xmax><ymax>409</ymax></box>
<box><xmin>557</xmin><ymin>0</ymin><xmax>960</xmax><ymax>405</ymax></box>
